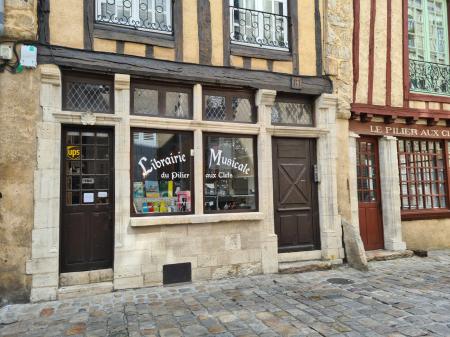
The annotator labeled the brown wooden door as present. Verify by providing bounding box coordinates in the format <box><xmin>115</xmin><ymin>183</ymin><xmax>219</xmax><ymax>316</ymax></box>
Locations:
<box><xmin>272</xmin><ymin>138</ymin><xmax>320</xmax><ymax>252</ymax></box>
<box><xmin>61</xmin><ymin>126</ymin><xmax>114</xmax><ymax>273</ymax></box>
<box><xmin>357</xmin><ymin>137</ymin><xmax>384</xmax><ymax>250</ymax></box>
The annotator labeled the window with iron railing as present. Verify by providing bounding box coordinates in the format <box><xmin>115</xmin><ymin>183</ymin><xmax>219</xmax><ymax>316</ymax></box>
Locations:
<box><xmin>95</xmin><ymin>0</ymin><xmax>173</xmax><ymax>34</ymax></box>
<box><xmin>230</xmin><ymin>0</ymin><xmax>289</xmax><ymax>50</ymax></box>
<box><xmin>408</xmin><ymin>0</ymin><xmax>449</xmax><ymax>96</ymax></box>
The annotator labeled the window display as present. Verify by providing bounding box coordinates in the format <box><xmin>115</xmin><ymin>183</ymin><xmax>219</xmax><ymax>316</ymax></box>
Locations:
<box><xmin>131</xmin><ymin>130</ymin><xmax>193</xmax><ymax>215</ymax></box>
<box><xmin>204</xmin><ymin>134</ymin><xmax>257</xmax><ymax>212</ymax></box>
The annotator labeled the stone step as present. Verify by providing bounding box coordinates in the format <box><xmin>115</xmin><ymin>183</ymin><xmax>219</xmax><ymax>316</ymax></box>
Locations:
<box><xmin>366</xmin><ymin>250</ymin><xmax>414</xmax><ymax>262</ymax></box>
<box><xmin>279</xmin><ymin>260</ymin><xmax>334</xmax><ymax>274</ymax></box>
<box><xmin>57</xmin><ymin>282</ymin><xmax>113</xmax><ymax>300</ymax></box>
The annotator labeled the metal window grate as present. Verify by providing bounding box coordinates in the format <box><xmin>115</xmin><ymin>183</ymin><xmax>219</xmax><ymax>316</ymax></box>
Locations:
<box><xmin>271</xmin><ymin>101</ymin><xmax>313</xmax><ymax>125</ymax></box>
<box><xmin>409</xmin><ymin>59</ymin><xmax>450</xmax><ymax>96</ymax></box>
<box><xmin>64</xmin><ymin>79</ymin><xmax>113</xmax><ymax>113</ymax></box>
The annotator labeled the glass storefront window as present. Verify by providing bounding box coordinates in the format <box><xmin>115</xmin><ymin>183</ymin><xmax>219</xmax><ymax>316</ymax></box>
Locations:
<box><xmin>131</xmin><ymin>129</ymin><xmax>194</xmax><ymax>216</ymax></box>
<box><xmin>204</xmin><ymin>134</ymin><xmax>257</xmax><ymax>212</ymax></box>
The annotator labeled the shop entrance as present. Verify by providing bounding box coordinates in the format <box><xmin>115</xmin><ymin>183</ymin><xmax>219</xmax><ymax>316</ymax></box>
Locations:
<box><xmin>272</xmin><ymin>138</ymin><xmax>320</xmax><ymax>252</ymax></box>
<box><xmin>356</xmin><ymin>137</ymin><xmax>384</xmax><ymax>250</ymax></box>
<box><xmin>60</xmin><ymin>126</ymin><xmax>114</xmax><ymax>273</ymax></box>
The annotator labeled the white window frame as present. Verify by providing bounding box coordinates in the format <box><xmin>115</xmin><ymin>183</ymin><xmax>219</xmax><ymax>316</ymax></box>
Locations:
<box><xmin>95</xmin><ymin>0</ymin><xmax>173</xmax><ymax>35</ymax></box>
<box><xmin>230</xmin><ymin>0</ymin><xmax>289</xmax><ymax>51</ymax></box>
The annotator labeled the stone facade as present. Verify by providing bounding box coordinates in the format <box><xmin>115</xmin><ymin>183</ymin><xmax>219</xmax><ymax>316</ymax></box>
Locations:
<box><xmin>0</xmin><ymin>0</ymin><xmax>39</xmax><ymax>305</ymax></box>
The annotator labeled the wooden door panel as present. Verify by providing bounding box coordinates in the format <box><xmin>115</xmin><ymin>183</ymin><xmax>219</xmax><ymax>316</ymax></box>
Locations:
<box><xmin>273</xmin><ymin>138</ymin><xmax>320</xmax><ymax>252</ymax></box>
<box><xmin>357</xmin><ymin>137</ymin><xmax>384</xmax><ymax>251</ymax></box>
<box><xmin>61</xmin><ymin>126</ymin><xmax>114</xmax><ymax>273</ymax></box>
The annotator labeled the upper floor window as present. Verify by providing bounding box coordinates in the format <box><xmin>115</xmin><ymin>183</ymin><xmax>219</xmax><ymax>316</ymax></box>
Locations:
<box><xmin>95</xmin><ymin>0</ymin><xmax>173</xmax><ymax>34</ymax></box>
<box><xmin>230</xmin><ymin>0</ymin><xmax>289</xmax><ymax>50</ymax></box>
<box><xmin>408</xmin><ymin>0</ymin><xmax>450</xmax><ymax>96</ymax></box>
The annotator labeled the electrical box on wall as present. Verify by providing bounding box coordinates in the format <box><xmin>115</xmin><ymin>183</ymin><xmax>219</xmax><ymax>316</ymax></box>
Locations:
<box><xmin>20</xmin><ymin>45</ymin><xmax>37</xmax><ymax>68</ymax></box>
<box><xmin>0</xmin><ymin>44</ymin><xmax>13</xmax><ymax>60</ymax></box>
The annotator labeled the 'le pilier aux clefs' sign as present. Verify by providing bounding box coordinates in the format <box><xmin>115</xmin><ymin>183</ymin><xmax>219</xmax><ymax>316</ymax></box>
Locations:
<box><xmin>349</xmin><ymin>121</ymin><xmax>450</xmax><ymax>139</ymax></box>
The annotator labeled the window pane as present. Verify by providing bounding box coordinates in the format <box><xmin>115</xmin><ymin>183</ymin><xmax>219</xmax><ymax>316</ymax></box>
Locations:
<box><xmin>132</xmin><ymin>130</ymin><xmax>193</xmax><ymax>215</ymax></box>
<box><xmin>64</xmin><ymin>76</ymin><xmax>112</xmax><ymax>113</ymax></box>
<box><xmin>232</xmin><ymin>97</ymin><xmax>253</xmax><ymax>122</ymax></box>
<box><xmin>205</xmin><ymin>95</ymin><xmax>226</xmax><ymax>121</ymax></box>
<box><xmin>271</xmin><ymin>101</ymin><xmax>313</xmax><ymax>125</ymax></box>
<box><xmin>166</xmin><ymin>92</ymin><xmax>190</xmax><ymax>118</ymax></box>
<box><xmin>133</xmin><ymin>88</ymin><xmax>159</xmax><ymax>115</ymax></box>
<box><xmin>204</xmin><ymin>135</ymin><xmax>257</xmax><ymax>212</ymax></box>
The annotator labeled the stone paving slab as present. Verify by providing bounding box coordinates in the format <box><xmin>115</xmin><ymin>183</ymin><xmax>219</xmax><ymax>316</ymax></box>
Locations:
<box><xmin>2</xmin><ymin>251</ymin><xmax>450</xmax><ymax>337</ymax></box>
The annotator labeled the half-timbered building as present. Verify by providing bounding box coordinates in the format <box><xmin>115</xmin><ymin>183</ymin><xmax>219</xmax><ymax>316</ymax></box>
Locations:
<box><xmin>351</xmin><ymin>0</ymin><xmax>450</xmax><ymax>252</ymax></box>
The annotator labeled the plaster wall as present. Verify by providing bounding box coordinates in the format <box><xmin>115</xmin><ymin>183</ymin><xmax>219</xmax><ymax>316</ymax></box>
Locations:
<box><xmin>49</xmin><ymin>0</ymin><xmax>84</xmax><ymax>49</ymax></box>
<box><xmin>2</xmin><ymin>0</ymin><xmax>37</xmax><ymax>40</ymax></box>
<box><xmin>402</xmin><ymin>220</ymin><xmax>450</xmax><ymax>250</ymax></box>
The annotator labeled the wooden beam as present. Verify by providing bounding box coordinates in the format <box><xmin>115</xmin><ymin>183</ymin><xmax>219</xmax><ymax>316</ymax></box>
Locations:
<box><xmin>173</xmin><ymin>0</ymin><xmax>183</xmax><ymax>62</ymax></box>
<box><xmin>314</xmin><ymin>0</ymin><xmax>323</xmax><ymax>75</ymax></box>
<box><xmin>37</xmin><ymin>45</ymin><xmax>332</xmax><ymax>95</ymax></box>
<box><xmin>83</xmin><ymin>0</ymin><xmax>94</xmax><ymax>50</ymax></box>
<box><xmin>223</xmin><ymin>1</ymin><xmax>231</xmax><ymax>66</ymax></box>
<box><xmin>198</xmin><ymin>0</ymin><xmax>212</xmax><ymax>65</ymax></box>
<box><xmin>38</xmin><ymin>0</ymin><xmax>50</xmax><ymax>45</ymax></box>
<box><xmin>145</xmin><ymin>45</ymin><xmax>154</xmax><ymax>58</ymax></box>
<box><xmin>289</xmin><ymin>0</ymin><xmax>299</xmax><ymax>74</ymax></box>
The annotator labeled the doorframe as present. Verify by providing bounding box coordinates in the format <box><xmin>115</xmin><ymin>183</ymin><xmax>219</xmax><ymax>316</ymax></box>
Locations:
<box><xmin>59</xmin><ymin>124</ymin><xmax>116</xmax><ymax>273</ymax></box>
<box><xmin>355</xmin><ymin>135</ymin><xmax>384</xmax><ymax>250</ymax></box>
<box><xmin>271</xmin><ymin>137</ymin><xmax>320</xmax><ymax>253</ymax></box>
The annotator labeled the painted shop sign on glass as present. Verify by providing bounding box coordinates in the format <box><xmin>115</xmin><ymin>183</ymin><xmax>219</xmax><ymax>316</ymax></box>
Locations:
<box><xmin>350</xmin><ymin>121</ymin><xmax>450</xmax><ymax>139</ymax></box>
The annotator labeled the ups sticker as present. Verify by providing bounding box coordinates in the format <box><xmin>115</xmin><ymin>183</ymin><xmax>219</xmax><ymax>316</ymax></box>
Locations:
<box><xmin>66</xmin><ymin>146</ymin><xmax>81</xmax><ymax>160</ymax></box>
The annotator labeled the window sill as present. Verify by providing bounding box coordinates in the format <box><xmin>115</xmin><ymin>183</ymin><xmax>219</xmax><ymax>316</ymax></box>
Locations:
<box><xmin>130</xmin><ymin>212</ymin><xmax>264</xmax><ymax>227</ymax></box>
<box><xmin>93</xmin><ymin>23</ymin><xmax>175</xmax><ymax>49</ymax></box>
<box><xmin>230</xmin><ymin>44</ymin><xmax>292</xmax><ymax>61</ymax></box>
<box><xmin>402</xmin><ymin>210</ymin><xmax>450</xmax><ymax>221</ymax></box>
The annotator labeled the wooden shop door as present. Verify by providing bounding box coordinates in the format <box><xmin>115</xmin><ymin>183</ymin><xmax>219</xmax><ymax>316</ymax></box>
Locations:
<box><xmin>357</xmin><ymin>137</ymin><xmax>384</xmax><ymax>251</ymax></box>
<box><xmin>60</xmin><ymin>126</ymin><xmax>114</xmax><ymax>273</ymax></box>
<box><xmin>272</xmin><ymin>138</ymin><xmax>320</xmax><ymax>252</ymax></box>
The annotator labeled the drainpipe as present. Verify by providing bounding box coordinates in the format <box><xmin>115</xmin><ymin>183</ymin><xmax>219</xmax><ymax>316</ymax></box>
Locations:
<box><xmin>0</xmin><ymin>0</ymin><xmax>4</xmax><ymax>36</ymax></box>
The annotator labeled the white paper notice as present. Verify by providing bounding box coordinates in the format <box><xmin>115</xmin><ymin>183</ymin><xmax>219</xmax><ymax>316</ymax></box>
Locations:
<box><xmin>98</xmin><ymin>191</ymin><xmax>108</xmax><ymax>198</ymax></box>
<box><xmin>83</xmin><ymin>193</ymin><xmax>94</xmax><ymax>203</ymax></box>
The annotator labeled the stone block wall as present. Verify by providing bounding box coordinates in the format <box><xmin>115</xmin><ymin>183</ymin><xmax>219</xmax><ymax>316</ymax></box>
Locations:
<box><xmin>0</xmin><ymin>69</ymin><xmax>40</xmax><ymax>304</ymax></box>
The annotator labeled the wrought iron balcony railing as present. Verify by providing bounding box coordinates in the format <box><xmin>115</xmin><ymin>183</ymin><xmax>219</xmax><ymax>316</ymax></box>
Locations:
<box><xmin>230</xmin><ymin>6</ymin><xmax>290</xmax><ymax>50</ymax></box>
<box><xmin>95</xmin><ymin>0</ymin><xmax>172</xmax><ymax>34</ymax></box>
<box><xmin>409</xmin><ymin>59</ymin><xmax>450</xmax><ymax>97</ymax></box>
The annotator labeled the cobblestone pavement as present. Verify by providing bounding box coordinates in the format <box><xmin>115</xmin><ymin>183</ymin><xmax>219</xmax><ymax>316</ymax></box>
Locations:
<box><xmin>2</xmin><ymin>251</ymin><xmax>450</xmax><ymax>337</ymax></box>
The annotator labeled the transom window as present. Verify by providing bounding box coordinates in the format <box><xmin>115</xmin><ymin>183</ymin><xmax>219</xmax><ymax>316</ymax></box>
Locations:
<box><xmin>95</xmin><ymin>0</ymin><xmax>173</xmax><ymax>34</ymax></box>
<box><xmin>203</xmin><ymin>89</ymin><xmax>255</xmax><ymax>123</ymax></box>
<box><xmin>398</xmin><ymin>139</ymin><xmax>450</xmax><ymax>212</ymax></box>
<box><xmin>230</xmin><ymin>0</ymin><xmax>289</xmax><ymax>50</ymax></box>
<box><xmin>271</xmin><ymin>96</ymin><xmax>314</xmax><ymax>126</ymax></box>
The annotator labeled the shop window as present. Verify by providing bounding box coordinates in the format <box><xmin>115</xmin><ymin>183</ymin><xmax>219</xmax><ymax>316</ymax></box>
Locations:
<box><xmin>131</xmin><ymin>82</ymin><xmax>192</xmax><ymax>119</ymax></box>
<box><xmin>62</xmin><ymin>72</ymin><xmax>114</xmax><ymax>113</ymax></box>
<box><xmin>95</xmin><ymin>0</ymin><xmax>173</xmax><ymax>35</ymax></box>
<box><xmin>204</xmin><ymin>134</ymin><xmax>257</xmax><ymax>212</ymax></box>
<box><xmin>131</xmin><ymin>129</ymin><xmax>194</xmax><ymax>216</ymax></box>
<box><xmin>271</xmin><ymin>96</ymin><xmax>314</xmax><ymax>126</ymax></box>
<box><xmin>204</xmin><ymin>89</ymin><xmax>255</xmax><ymax>123</ymax></box>
<box><xmin>398</xmin><ymin>139</ymin><xmax>448</xmax><ymax>211</ymax></box>
<box><xmin>229</xmin><ymin>0</ymin><xmax>289</xmax><ymax>50</ymax></box>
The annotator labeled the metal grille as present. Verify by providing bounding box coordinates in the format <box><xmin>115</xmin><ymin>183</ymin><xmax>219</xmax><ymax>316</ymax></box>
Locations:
<box><xmin>409</xmin><ymin>59</ymin><xmax>450</xmax><ymax>96</ymax></box>
<box><xmin>205</xmin><ymin>95</ymin><xmax>226</xmax><ymax>120</ymax></box>
<box><xmin>271</xmin><ymin>102</ymin><xmax>313</xmax><ymax>125</ymax></box>
<box><xmin>232</xmin><ymin>97</ymin><xmax>252</xmax><ymax>122</ymax></box>
<box><xmin>95</xmin><ymin>0</ymin><xmax>172</xmax><ymax>34</ymax></box>
<box><xmin>65</xmin><ymin>81</ymin><xmax>112</xmax><ymax>113</ymax></box>
<box><xmin>230</xmin><ymin>6</ymin><xmax>289</xmax><ymax>50</ymax></box>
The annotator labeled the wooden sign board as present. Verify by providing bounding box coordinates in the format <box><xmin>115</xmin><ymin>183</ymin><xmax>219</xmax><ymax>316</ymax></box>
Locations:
<box><xmin>349</xmin><ymin>121</ymin><xmax>450</xmax><ymax>139</ymax></box>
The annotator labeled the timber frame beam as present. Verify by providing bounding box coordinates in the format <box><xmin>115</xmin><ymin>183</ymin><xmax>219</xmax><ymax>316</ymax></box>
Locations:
<box><xmin>37</xmin><ymin>45</ymin><xmax>332</xmax><ymax>95</ymax></box>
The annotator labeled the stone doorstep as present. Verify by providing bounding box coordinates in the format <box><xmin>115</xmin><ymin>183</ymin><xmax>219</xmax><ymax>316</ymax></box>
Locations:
<box><xmin>59</xmin><ymin>269</ymin><xmax>113</xmax><ymax>287</ymax></box>
<box><xmin>278</xmin><ymin>259</ymin><xmax>343</xmax><ymax>274</ymax></box>
<box><xmin>278</xmin><ymin>250</ymin><xmax>322</xmax><ymax>263</ymax></box>
<box><xmin>57</xmin><ymin>282</ymin><xmax>113</xmax><ymax>300</ymax></box>
<box><xmin>366</xmin><ymin>250</ymin><xmax>414</xmax><ymax>262</ymax></box>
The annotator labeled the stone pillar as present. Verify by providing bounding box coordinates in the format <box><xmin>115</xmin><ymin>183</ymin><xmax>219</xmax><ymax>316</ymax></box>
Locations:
<box><xmin>348</xmin><ymin>132</ymin><xmax>360</xmax><ymax>230</ymax></box>
<box><xmin>255</xmin><ymin>89</ymin><xmax>278</xmax><ymax>274</ymax></box>
<box><xmin>30</xmin><ymin>64</ymin><xmax>62</xmax><ymax>302</ymax></box>
<box><xmin>315</xmin><ymin>94</ymin><xmax>344</xmax><ymax>261</ymax></box>
<box><xmin>379</xmin><ymin>136</ymin><xmax>407</xmax><ymax>251</ymax></box>
<box><xmin>193</xmin><ymin>84</ymin><xmax>204</xmax><ymax>214</ymax></box>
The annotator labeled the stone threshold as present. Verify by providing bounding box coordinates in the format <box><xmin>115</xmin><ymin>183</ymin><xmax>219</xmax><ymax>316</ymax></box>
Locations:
<box><xmin>366</xmin><ymin>249</ymin><xmax>414</xmax><ymax>262</ymax></box>
<box><xmin>58</xmin><ymin>282</ymin><xmax>113</xmax><ymax>300</ymax></box>
<box><xmin>59</xmin><ymin>269</ymin><xmax>113</xmax><ymax>287</ymax></box>
<box><xmin>279</xmin><ymin>259</ymin><xmax>343</xmax><ymax>274</ymax></box>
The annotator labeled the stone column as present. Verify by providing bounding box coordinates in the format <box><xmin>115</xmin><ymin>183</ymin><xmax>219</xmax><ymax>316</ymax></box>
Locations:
<box><xmin>315</xmin><ymin>94</ymin><xmax>344</xmax><ymax>261</ymax></box>
<box><xmin>379</xmin><ymin>136</ymin><xmax>407</xmax><ymax>251</ymax></box>
<box><xmin>255</xmin><ymin>89</ymin><xmax>278</xmax><ymax>274</ymax></box>
<box><xmin>30</xmin><ymin>64</ymin><xmax>62</xmax><ymax>302</ymax></box>
<box><xmin>193</xmin><ymin>84</ymin><xmax>204</xmax><ymax>214</ymax></box>
<box><xmin>348</xmin><ymin>132</ymin><xmax>360</xmax><ymax>230</ymax></box>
